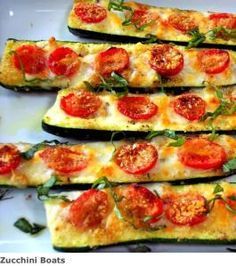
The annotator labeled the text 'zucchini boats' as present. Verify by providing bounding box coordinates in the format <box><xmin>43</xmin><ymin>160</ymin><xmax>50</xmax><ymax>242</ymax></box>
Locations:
<box><xmin>43</xmin><ymin>86</ymin><xmax>236</xmax><ymax>138</ymax></box>
<box><xmin>45</xmin><ymin>182</ymin><xmax>236</xmax><ymax>251</ymax></box>
<box><xmin>0</xmin><ymin>134</ymin><xmax>236</xmax><ymax>187</ymax></box>
<box><xmin>68</xmin><ymin>0</ymin><xmax>236</xmax><ymax>47</ymax></box>
<box><xmin>1</xmin><ymin>38</ymin><xmax>236</xmax><ymax>91</ymax></box>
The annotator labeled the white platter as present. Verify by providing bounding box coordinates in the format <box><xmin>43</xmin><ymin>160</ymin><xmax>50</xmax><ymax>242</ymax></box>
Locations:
<box><xmin>0</xmin><ymin>0</ymin><xmax>236</xmax><ymax>253</ymax></box>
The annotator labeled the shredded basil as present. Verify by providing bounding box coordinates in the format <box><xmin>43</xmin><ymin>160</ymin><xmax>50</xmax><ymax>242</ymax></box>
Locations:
<box><xmin>14</xmin><ymin>218</ymin><xmax>46</xmax><ymax>235</ymax></box>
<box><xmin>223</xmin><ymin>158</ymin><xmax>236</xmax><ymax>173</ymax></box>
<box><xmin>146</xmin><ymin>130</ymin><xmax>185</xmax><ymax>146</ymax></box>
<box><xmin>21</xmin><ymin>140</ymin><xmax>65</xmax><ymax>160</ymax></box>
<box><xmin>108</xmin><ymin>0</ymin><xmax>132</xmax><ymax>12</ymax></box>
<box><xmin>142</xmin><ymin>34</ymin><xmax>159</xmax><ymax>44</ymax></box>
<box><xmin>187</xmin><ymin>26</ymin><xmax>236</xmax><ymax>48</ymax></box>
<box><xmin>213</xmin><ymin>184</ymin><xmax>224</xmax><ymax>194</ymax></box>
<box><xmin>84</xmin><ymin>72</ymin><xmax>128</xmax><ymax>97</ymax></box>
<box><xmin>0</xmin><ymin>189</ymin><xmax>13</xmax><ymax>201</ymax></box>
<box><xmin>37</xmin><ymin>176</ymin><xmax>69</xmax><ymax>201</ymax></box>
<box><xmin>201</xmin><ymin>87</ymin><xmax>236</xmax><ymax>122</ymax></box>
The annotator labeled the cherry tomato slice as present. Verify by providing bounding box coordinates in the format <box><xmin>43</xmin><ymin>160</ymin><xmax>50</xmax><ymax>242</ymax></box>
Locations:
<box><xmin>0</xmin><ymin>145</ymin><xmax>21</xmax><ymax>175</ymax></box>
<box><xmin>60</xmin><ymin>91</ymin><xmax>102</xmax><ymax>118</ymax></box>
<box><xmin>168</xmin><ymin>13</ymin><xmax>197</xmax><ymax>33</ymax></box>
<box><xmin>48</xmin><ymin>47</ymin><xmax>80</xmax><ymax>77</ymax></box>
<box><xmin>209</xmin><ymin>13</ymin><xmax>236</xmax><ymax>29</ymax></box>
<box><xmin>117</xmin><ymin>184</ymin><xmax>163</xmax><ymax>229</ymax></box>
<box><xmin>117</xmin><ymin>96</ymin><xmax>158</xmax><ymax>120</ymax></box>
<box><xmin>165</xmin><ymin>193</ymin><xmax>208</xmax><ymax>226</ymax></box>
<box><xmin>13</xmin><ymin>44</ymin><xmax>46</xmax><ymax>74</ymax></box>
<box><xmin>96</xmin><ymin>47</ymin><xmax>130</xmax><ymax>76</ymax></box>
<box><xmin>115</xmin><ymin>142</ymin><xmax>158</xmax><ymax>175</ymax></box>
<box><xmin>178</xmin><ymin>138</ymin><xmax>227</xmax><ymax>170</ymax></box>
<box><xmin>39</xmin><ymin>147</ymin><xmax>88</xmax><ymax>174</ymax></box>
<box><xmin>173</xmin><ymin>94</ymin><xmax>206</xmax><ymax>121</ymax></box>
<box><xmin>150</xmin><ymin>45</ymin><xmax>184</xmax><ymax>76</ymax></box>
<box><xmin>74</xmin><ymin>3</ymin><xmax>107</xmax><ymax>23</ymax></box>
<box><xmin>69</xmin><ymin>189</ymin><xmax>110</xmax><ymax>231</ymax></box>
<box><xmin>131</xmin><ymin>9</ymin><xmax>159</xmax><ymax>29</ymax></box>
<box><xmin>198</xmin><ymin>49</ymin><xmax>230</xmax><ymax>74</ymax></box>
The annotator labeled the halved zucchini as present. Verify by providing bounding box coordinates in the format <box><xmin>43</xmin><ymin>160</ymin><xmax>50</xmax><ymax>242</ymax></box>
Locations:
<box><xmin>1</xmin><ymin>134</ymin><xmax>235</xmax><ymax>187</ymax></box>
<box><xmin>43</xmin><ymin>86</ymin><xmax>236</xmax><ymax>139</ymax></box>
<box><xmin>68</xmin><ymin>0</ymin><xmax>236</xmax><ymax>48</ymax></box>
<box><xmin>44</xmin><ymin>182</ymin><xmax>236</xmax><ymax>251</ymax></box>
<box><xmin>1</xmin><ymin>38</ymin><xmax>236</xmax><ymax>91</ymax></box>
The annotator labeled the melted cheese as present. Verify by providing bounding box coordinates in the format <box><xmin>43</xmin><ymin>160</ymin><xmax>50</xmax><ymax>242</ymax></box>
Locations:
<box><xmin>0</xmin><ymin>134</ymin><xmax>236</xmax><ymax>187</ymax></box>
<box><xmin>44</xmin><ymin>182</ymin><xmax>236</xmax><ymax>249</ymax></box>
<box><xmin>68</xmin><ymin>0</ymin><xmax>236</xmax><ymax>46</ymax></box>
<box><xmin>43</xmin><ymin>86</ymin><xmax>236</xmax><ymax>132</ymax></box>
<box><xmin>1</xmin><ymin>39</ymin><xmax>236</xmax><ymax>90</ymax></box>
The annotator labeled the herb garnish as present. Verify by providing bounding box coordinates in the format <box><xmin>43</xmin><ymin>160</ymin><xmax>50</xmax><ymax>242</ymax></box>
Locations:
<box><xmin>201</xmin><ymin>87</ymin><xmax>236</xmax><ymax>122</ymax></box>
<box><xmin>93</xmin><ymin>177</ymin><xmax>124</xmax><ymax>220</ymax></box>
<box><xmin>207</xmin><ymin>184</ymin><xmax>236</xmax><ymax>214</ymax></box>
<box><xmin>84</xmin><ymin>72</ymin><xmax>128</xmax><ymax>97</ymax></box>
<box><xmin>187</xmin><ymin>27</ymin><xmax>236</xmax><ymax>48</ymax></box>
<box><xmin>146</xmin><ymin>129</ymin><xmax>185</xmax><ymax>146</ymax></box>
<box><xmin>108</xmin><ymin>0</ymin><xmax>132</xmax><ymax>12</ymax></box>
<box><xmin>223</xmin><ymin>158</ymin><xmax>236</xmax><ymax>173</ymax></box>
<box><xmin>14</xmin><ymin>218</ymin><xmax>46</xmax><ymax>235</ymax></box>
<box><xmin>37</xmin><ymin>176</ymin><xmax>69</xmax><ymax>202</ymax></box>
<box><xmin>21</xmin><ymin>140</ymin><xmax>67</xmax><ymax>160</ymax></box>
<box><xmin>0</xmin><ymin>189</ymin><xmax>13</xmax><ymax>201</ymax></box>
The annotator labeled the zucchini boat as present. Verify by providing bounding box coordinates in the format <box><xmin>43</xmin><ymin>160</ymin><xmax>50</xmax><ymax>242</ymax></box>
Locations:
<box><xmin>68</xmin><ymin>0</ymin><xmax>236</xmax><ymax>48</ymax></box>
<box><xmin>44</xmin><ymin>182</ymin><xmax>236</xmax><ymax>251</ymax></box>
<box><xmin>1</xmin><ymin>134</ymin><xmax>236</xmax><ymax>187</ymax></box>
<box><xmin>1</xmin><ymin>39</ymin><xmax>236</xmax><ymax>91</ymax></box>
<box><xmin>43</xmin><ymin>86</ymin><xmax>236</xmax><ymax>139</ymax></box>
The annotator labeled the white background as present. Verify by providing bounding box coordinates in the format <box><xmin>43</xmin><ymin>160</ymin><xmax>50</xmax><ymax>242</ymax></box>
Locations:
<box><xmin>0</xmin><ymin>0</ymin><xmax>236</xmax><ymax>254</ymax></box>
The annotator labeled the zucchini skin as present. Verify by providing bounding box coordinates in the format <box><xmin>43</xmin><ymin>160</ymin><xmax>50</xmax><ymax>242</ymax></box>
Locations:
<box><xmin>53</xmin><ymin>238</ymin><xmax>236</xmax><ymax>252</ymax></box>
<box><xmin>42</xmin><ymin>121</ymin><xmax>236</xmax><ymax>141</ymax></box>
<box><xmin>68</xmin><ymin>27</ymin><xmax>236</xmax><ymax>51</ymax></box>
<box><xmin>0</xmin><ymin>82</ymin><xmax>60</xmax><ymax>92</ymax></box>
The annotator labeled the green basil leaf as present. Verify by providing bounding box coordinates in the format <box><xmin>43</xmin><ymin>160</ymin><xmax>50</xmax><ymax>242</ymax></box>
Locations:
<box><xmin>213</xmin><ymin>184</ymin><xmax>224</xmax><ymax>194</ymax></box>
<box><xmin>108</xmin><ymin>0</ymin><xmax>132</xmax><ymax>11</ymax></box>
<box><xmin>146</xmin><ymin>129</ymin><xmax>178</xmax><ymax>140</ymax></box>
<box><xmin>228</xmin><ymin>195</ymin><xmax>236</xmax><ymax>201</ymax></box>
<box><xmin>187</xmin><ymin>28</ymin><xmax>206</xmax><ymax>48</ymax></box>
<box><xmin>223</xmin><ymin>158</ymin><xmax>236</xmax><ymax>173</ymax></box>
<box><xmin>92</xmin><ymin>176</ymin><xmax>113</xmax><ymax>190</ymax></box>
<box><xmin>21</xmin><ymin>140</ymin><xmax>65</xmax><ymax>160</ymax></box>
<box><xmin>37</xmin><ymin>176</ymin><xmax>69</xmax><ymax>201</ymax></box>
<box><xmin>169</xmin><ymin>137</ymin><xmax>185</xmax><ymax>147</ymax></box>
<box><xmin>143</xmin><ymin>215</ymin><xmax>153</xmax><ymax>222</ymax></box>
<box><xmin>14</xmin><ymin>218</ymin><xmax>46</xmax><ymax>235</ymax></box>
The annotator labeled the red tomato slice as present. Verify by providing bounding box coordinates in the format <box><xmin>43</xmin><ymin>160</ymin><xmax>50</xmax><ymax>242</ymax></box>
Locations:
<box><xmin>39</xmin><ymin>147</ymin><xmax>88</xmax><ymax>174</ymax></box>
<box><xmin>198</xmin><ymin>49</ymin><xmax>230</xmax><ymax>74</ymax></box>
<box><xmin>0</xmin><ymin>145</ymin><xmax>21</xmax><ymax>174</ymax></box>
<box><xmin>209</xmin><ymin>13</ymin><xmax>236</xmax><ymax>29</ymax></box>
<box><xmin>69</xmin><ymin>189</ymin><xmax>110</xmax><ymax>230</ymax></box>
<box><xmin>150</xmin><ymin>45</ymin><xmax>184</xmax><ymax>76</ymax></box>
<box><xmin>168</xmin><ymin>13</ymin><xmax>197</xmax><ymax>33</ymax></box>
<box><xmin>173</xmin><ymin>94</ymin><xmax>206</xmax><ymax>121</ymax></box>
<box><xmin>96</xmin><ymin>47</ymin><xmax>129</xmax><ymax>76</ymax></box>
<box><xmin>131</xmin><ymin>9</ymin><xmax>159</xmax><ymax>28</ymax></box>
<box><xmin>48</xmin><ymin>47</ymin><xmax>80</xmax><ymax>76</ymax></box>
<box><xmin>74</xmin><ymin>3</ymin><xmax>107</xmax><ymax>23</ymax></box>
<box><xmin>117</xmin><ymin>184</ymin><xmax>163</xmax><ymax>229</ymax></box>
<box><xmin>60</xmin><ymin>91</ymin><xmax>102</xmax><ymax>118</ymax></box>
<box><xmin>178</xmin><ymin>138</ymin><xmax>227</xmax><ymax>170</ymax></box>
<box><xmin>115</xmin><ymin>142</ymin><xmax>158</xmax><ymax>175</ymax></box>
<box><xmin>165</xmin><ymin>193</ymin><xmax>208</xmax><ymax>226</ymax></box>
<box><xmin>13</xmin><ymin>44</ymin><xmax>46</xmax><ymax>74</ymax></box>
<box><xmin>117</xmin><ymin>96</ymin><xmax>158</xmax><ymax>120</ymax></box>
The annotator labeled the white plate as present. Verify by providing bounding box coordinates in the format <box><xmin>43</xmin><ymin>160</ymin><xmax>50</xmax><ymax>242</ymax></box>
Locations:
<box><xmin>0</xmin><ymin>0</ymin><xmax>236</xmax><ymax>253</ymax></box>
